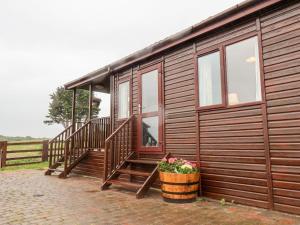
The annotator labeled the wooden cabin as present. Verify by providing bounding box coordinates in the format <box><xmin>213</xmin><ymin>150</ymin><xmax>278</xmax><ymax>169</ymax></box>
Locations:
<box><xmin>46</xmin><ymin>0</ymin><xmax>300</xmax><ymax>215</ymax></box>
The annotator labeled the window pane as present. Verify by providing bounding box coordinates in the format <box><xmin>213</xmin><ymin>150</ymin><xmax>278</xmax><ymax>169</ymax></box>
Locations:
<box><xmin>118</xmin><ymin>81</ymin><xmax>129</xmax><ymax>119</ymax></box>
<box><xmin>142</xmin><ymin>116</ymin><xmax>159</xmax><ymax>147</ymax></box>
<box><xmin>198</xmin><ymin>51</ymin><xmax>222</xmax><ymax>107</ymax></box>
<box><xmin>142</xmin><ymin>70</ymin><xmax>158</xmax><ymax>113</ymax></box>
<box><xmin>226</xmin><ymin>37</ymin><xmax>262</xmax><ymax>105</ymax></box>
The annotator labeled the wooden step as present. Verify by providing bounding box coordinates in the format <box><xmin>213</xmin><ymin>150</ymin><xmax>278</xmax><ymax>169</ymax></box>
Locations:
<box><xmin>117</xmin><ymin>169</ymin><xmax>151</xmax><ymax>177</ymax></box>
<box><xmin>47</xmin><ymin>168</ymin><xmax>64</xmax><ymax>173</ymax></box>
<box><xmin>72</xmin><ymin>170</ymin><xmax>103</xmax><ymax>178</ymax></box>
<box><xmin>107</xmin><ymin>179</ymin><xmax>142</xmax><ymax>189</ymax></box>
<box><xmin>126</xmin><ymin>159</ymin><xmax>158</xmax><ymax>165</ymax></box>
<box><xmin>70</xmin><ymin>149</ymin><xmax>105</xmax><ymax>178</ymax></box>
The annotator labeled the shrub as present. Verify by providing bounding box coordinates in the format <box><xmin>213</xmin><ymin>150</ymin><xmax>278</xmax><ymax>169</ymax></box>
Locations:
<box><xmin>158</xmin><ymin>157</ymin><xmax>199</xmax><ymax>174</ymax></box>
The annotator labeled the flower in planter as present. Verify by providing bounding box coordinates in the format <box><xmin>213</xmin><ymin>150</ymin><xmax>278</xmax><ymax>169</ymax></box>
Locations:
<box><xmin>159</xmin><ymin>158</ymin><xmax>199</xmax><ymax>174</ymax></box>
<box><xmin>181</xmin><ymin>163</ymin><xmax>193</xmax><ymax>170</ymax></box>
<box><xmin>168</xmin><ymin>157</ymin><xmax>177</xmax><ymax>164</ymax></box>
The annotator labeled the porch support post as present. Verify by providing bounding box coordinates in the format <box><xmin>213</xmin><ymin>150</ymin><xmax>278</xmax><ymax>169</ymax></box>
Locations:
<box><xmin>88</xmin><ymin>84</ymin><xmax>93</xmax><ymax>120</ymax></box>
<box><xmin>88</xmin><ymin>84</ymin><xmax>94</xmax><ymax>149</ymax></box>
<box><xmin>71</xmin><ymin>88</ymin><xmax>77</xmax><ymax>133</ymax></box>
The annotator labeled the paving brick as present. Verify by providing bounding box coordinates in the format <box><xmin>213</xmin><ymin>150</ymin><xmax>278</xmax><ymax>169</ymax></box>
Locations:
<box><xmin>0</xmin><ymin>170</ymin><xmax>300</xmax><ymax>225</ymax></box>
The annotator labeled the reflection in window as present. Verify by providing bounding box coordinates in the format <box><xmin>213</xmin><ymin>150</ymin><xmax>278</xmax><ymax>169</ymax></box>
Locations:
<box><xmin>142</xmin><ymin>70</ymin><xmax>158</xmax><ymax>113</ymax></box>
<box><xmin>118</xmin><ymin>81</ymin><xmax>129</xmax><ymax>119</ymax></box>
<box><xmin>226</xmin><ymin>37</ymin><xmax>262</xmax><ymax>105</ymax></box>
<box><xmin>198</xmin><ymin>51</ymin><xmax>222</xmax><ymax>107</ymax></box>
<box><xmin>142</xmin><ymin>117</ymin><xmax>158</xmax><ymax>147</ymax></box>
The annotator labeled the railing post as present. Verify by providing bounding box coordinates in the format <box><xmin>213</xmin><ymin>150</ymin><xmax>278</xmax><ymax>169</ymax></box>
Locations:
<box><xmin>89</xmin><ymin>121</ymin><xmax>92</xmax><ymax>150</ymax></box>
<box><xmin>42</xmin><ymin>140</ymin><xmax>49</xmax><ymax>162</ymax></box>
<box><xmin>63</xmin><ymin>140</ymin><xmax>69</xmax><ymax>177</ymax></box>
<box><xmin>104</xmin><ymin>142</ymin><xmax>108</xmax><ymax>181</ymax></box>
<box><xmin>0</xmin><ymin>141</ymin><xmax>7</xmax><ymax>168</ymax></box>
<box><xmin>49</xmin><ymin>142</ymin><xmax>53</xmax><ymax>167</ymax></box>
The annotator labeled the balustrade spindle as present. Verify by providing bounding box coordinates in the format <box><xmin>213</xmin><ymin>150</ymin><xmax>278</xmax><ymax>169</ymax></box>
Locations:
<box><xmin>103</xmin><ymin>115</ymin><xmax>134</xmax><ymax>181</ymax></box>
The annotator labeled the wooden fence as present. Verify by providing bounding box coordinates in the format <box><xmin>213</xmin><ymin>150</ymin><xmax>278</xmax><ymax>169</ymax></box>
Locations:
<box><xmin>0</xmin><ymin>140</ymin><xmax>49</xmax><ymax>168</ymax></box>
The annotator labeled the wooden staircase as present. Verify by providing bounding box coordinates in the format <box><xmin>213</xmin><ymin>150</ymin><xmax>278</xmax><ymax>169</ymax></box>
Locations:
<box><xmin>72</xmin><ymin>150</ymin><xmax>104</xmax><ymax>178</ymax></box>
<box><xmin>46</xmin><ymin>115</ymin><xmax>165</xmax><ymax>198</ymax></box>
<box><xmin>100</xmin><ymin>115</ymin><xmax>167</xmax><ymax>198</ymax></box>
<box><xmin>45</xmin><ymin>117</ymin><xmax>110</xmax><ymax>178</ymax></box>
<box><xmin>101</xmin><ymin>152</ymin><xmax>162</xmax><ymax>198</ymax></box>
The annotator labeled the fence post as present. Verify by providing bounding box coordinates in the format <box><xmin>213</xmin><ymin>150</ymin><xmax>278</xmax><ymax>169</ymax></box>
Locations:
<box><xmin>42</xmin><ymin>140</ymin><xmax>49</xmax><ymax>162</ymax></box>
<box><xmin>0</xmin><ymin>141</ymin><xmax>7</xmax><ymax>168</ymax></box>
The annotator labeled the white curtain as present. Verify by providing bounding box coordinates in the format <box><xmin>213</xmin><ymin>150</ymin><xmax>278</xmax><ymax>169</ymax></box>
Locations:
<box><xmin>254</xmin><ymin>37</ymin><xmax>262</xmax><ymax>101</ymax></box>
<box><xmin>199</xmin><ymin>59</ymin><xmax>213</xmax><ymax>106</ymax></box>
<box><xmin>118</xmin><ymin>82</ymin><xmax>129</xmax><ymax>119</ymax></box>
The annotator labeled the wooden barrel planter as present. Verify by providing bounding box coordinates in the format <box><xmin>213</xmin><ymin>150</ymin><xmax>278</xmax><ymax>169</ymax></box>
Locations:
<box><xmin>159</xmin><ymin>172</ymin><xmax>200</xmax><ymax>203</ymax></box>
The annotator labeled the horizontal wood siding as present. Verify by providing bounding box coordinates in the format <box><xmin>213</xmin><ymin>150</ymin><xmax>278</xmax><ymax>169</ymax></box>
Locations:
<box><xmin>261</xmin><ymin>0</ymin><xmax>300</xmax><ymax>215</ymax></box>
<box><xmin>195</xmin><ymin>19</ymin><xmax>271</xmax><ymax>208</ymax></box>
<box><xmin>199</xmin><ymin>105</ymin><xmax>269</xmax><ymax>208</ymax></box>
<box><xmin>164</xmin><ymin>45</ymin><xmax>197</xmax><ymax>160</ymax></box>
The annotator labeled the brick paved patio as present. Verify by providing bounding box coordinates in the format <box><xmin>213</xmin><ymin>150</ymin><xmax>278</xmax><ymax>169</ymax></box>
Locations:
<box><xmin>0</xmin><ymin>170</ymin><xmax>300</xmax><ymax>225</ymax></box>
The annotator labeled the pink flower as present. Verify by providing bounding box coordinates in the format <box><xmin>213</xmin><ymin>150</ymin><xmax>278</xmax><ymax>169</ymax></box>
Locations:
<box><xmin>192</xmin><ymin>163</ymin><xmax>197</xmax><ymax>168</ymax></box>
<box><xmin>168</xmin><ymin>157</ymin><xmax>177</xmax><ymax>164</ymax></box>
<box><xmin>161</xmin><ymin>158</ymin><xmax>167</xmax><ymax>162</ymax></box>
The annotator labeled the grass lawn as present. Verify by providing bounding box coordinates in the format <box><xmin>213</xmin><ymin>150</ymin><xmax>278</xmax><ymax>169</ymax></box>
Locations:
<box><xmin>1</xmin><ymin>141</ymin><xmax>49</xmax><ymax>171</ymax></box>
<box><xmin>0</xmin><ymin>161</ymin><xmax>48</xmax><ymax>172</ymax></box>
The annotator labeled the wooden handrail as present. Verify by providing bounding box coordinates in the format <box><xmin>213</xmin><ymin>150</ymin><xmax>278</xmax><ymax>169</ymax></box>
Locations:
<box><xmin>65</xmin><ymin>121</ymin><xmax>91</xmax><ymax>142</ymax></box>
<box><xmin>62</xmin><ymin>121</ymin><xmax>91</xmax><ymax>178</ymax></box>
<box><xmin>47</xmin><ymin>125</ymin><xmax>73</xmax><ymax>169</ymax></box>
<box><xmin>60</xmin><ymin>117</ymin><xmax>111</xmax><ymax>178</ymax></box>
<box><xmin>49</xmin><ymin>124</ymin><xmax>72</xmax><ymax>144</ymax></box>
<box><xmin>103</xmin><ymin>115</ymin><xmax>134</xmax><ymax>181</ymax></box>
<box><xmin>105</xmin><ymin>115</ymin><xmax>133</xmax><ymax>143</ymax></box>
<box><xmin>46</xmin><ymin>117</ymin><xmax>111</xmax><ymax>176</ymax></box>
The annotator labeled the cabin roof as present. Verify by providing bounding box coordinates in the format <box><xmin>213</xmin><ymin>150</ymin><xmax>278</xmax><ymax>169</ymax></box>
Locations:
<box><xmin>64</xmin><ymin>0</ymin><xmax>283</xmax><ymax>91</ymax></box>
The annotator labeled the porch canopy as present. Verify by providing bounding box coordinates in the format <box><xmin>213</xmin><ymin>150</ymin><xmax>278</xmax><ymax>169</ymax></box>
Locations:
<box><xmin>64</xmin><ymin>66</ymin><xmax>111</xmax><ymax>93</ymax></box>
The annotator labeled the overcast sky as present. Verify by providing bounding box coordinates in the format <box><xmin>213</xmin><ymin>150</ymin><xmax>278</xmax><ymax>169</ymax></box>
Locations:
<box><xmin>0</xmin><ymin>0</ymin><xmax>242</xmax><ymax>138</ymax></box>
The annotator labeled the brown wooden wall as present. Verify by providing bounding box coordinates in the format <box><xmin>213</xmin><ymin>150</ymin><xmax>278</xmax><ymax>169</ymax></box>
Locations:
<box><xmin>164</xmin><ymin>45</ymin><xmax>196</xmax><ymax>160</ymax></box>
<box><xmin>261</xmin><ymin>1</ymin><xmax>300</xmax><ymax>215</ymax></box>
<box><xmin>109</xmin><ymin>0</ymin><xmax>300</xmax><ymax>215</ymax></box>
<box><xmin>194</xmin><ymin>19</ymin><xmax>272</xmax><ymax>208</ymax></box>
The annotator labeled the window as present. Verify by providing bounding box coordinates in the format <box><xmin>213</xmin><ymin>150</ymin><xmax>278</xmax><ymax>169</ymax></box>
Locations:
<box><xmin>142</xmin><ymin>70</ymin><xmax>158</xmax><ymax>113</ymax></box>
<box><xmin>198</xmin><ymin>51</ymin><xmax>222</xmax><ymax>107</ymax></box>
<box><xmin>195</xmin><ymin>36</ymin><xmax>263</xmax><ymax>109</ymax></box>
<box><xmin>226</xmin><ymin>37</ymin><xmax>262</xmax><ymax>105</ymax></box>
<box><xmin>118</xmin><ymin>81</ymin><xmax>130</xmax><ymax>119</ymax></box>
<box><xmin>142</xmin><ymin>117</ymin><xmax>159</xmax><ymax>147</ymax></box>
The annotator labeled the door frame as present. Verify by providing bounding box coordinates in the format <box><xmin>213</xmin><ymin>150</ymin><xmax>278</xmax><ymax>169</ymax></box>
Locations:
<box><xmin>137</xmin><ymin>62</ymin><xmax>164</xmax><ymax>154</ymax></box>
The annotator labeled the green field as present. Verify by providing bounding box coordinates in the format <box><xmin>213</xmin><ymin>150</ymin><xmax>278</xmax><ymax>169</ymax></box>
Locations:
<box><xmin>0</xmin><ymin>162</ymin><xmax>48</xmax><ymax>172</ymax></box>
<box><xmin>0</xmin><ymin>141</ymin><xmax>49</xmax><ymax>172</ymax></box>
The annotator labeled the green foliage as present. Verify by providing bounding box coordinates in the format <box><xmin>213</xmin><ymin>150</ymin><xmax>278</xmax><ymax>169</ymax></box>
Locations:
<box><xmin>220</xmin><ymin>198</ymin><xmax>226</xmax><ymax>206</ymax></box>
<box><xmin>196</xmin><ymin>197</ymin><xmax>207</xmax><ymax>202</ymax></box>
<box><xmin>0</xmin><ymin>135</ymin><xmax>44</xmax><ymax>142</ymax></box>
<box><xmin>44</xmin><ymin>86</ymin><xmax>100</xmax><ymax>128</ymax></box>
<box><xmin>158</xmin><ymin>158</ymin><xmax>199</xmax><ymax>174</ymax></box>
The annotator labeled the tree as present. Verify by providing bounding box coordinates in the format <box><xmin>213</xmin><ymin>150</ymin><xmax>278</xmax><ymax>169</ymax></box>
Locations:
<box><xmin>44</xmin><ymin>87</ymin><xmax>100</xmax><ymax>128</ymax></box>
